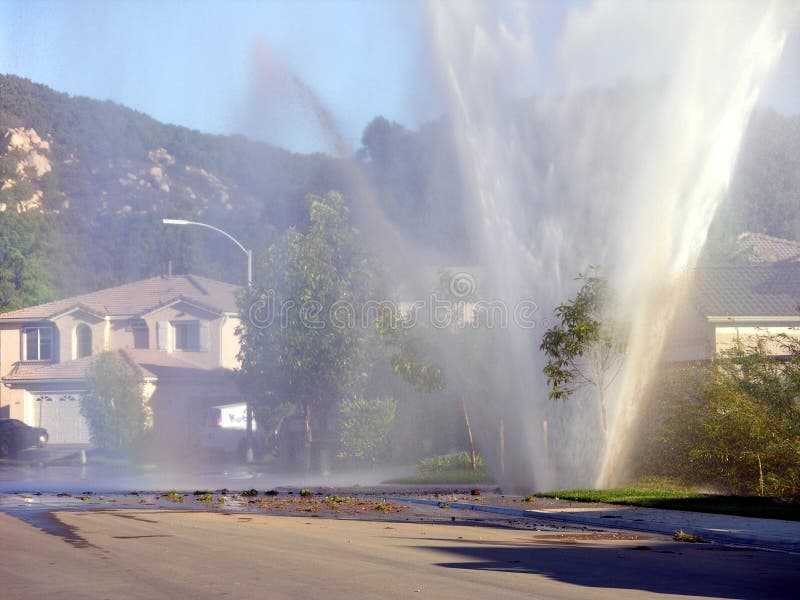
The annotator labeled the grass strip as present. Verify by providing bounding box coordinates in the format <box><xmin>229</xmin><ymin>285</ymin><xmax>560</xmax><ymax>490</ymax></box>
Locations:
<box><xmin>534</xmin><ymin>487</ymin><xmax>800</xmax><ymax>521</ymax></box>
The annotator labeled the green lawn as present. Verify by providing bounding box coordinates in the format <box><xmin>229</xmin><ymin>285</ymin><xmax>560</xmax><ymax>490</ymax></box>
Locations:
<box><xmin>534</xmin><ymin>485</ymin><xmax>800</xmax><ymax>521</ymax></box>
<box><xmin>384</xmin><ymin>470</ymin><xmax>495</xmax><ymax>485</ymax></box>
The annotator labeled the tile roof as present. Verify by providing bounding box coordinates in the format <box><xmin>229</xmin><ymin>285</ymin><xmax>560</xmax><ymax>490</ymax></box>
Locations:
<box><xmin>0</xmin><ymin>274</ymin><xmax>241</xmax><ymax>321</ymax></box>
<box><xmin>3</xmin><ymin>348</ymin><xmax>229</xmax><ymax>383</ymax></box>
<box><xmin>694</xmin><ymin>264</ymin><xmax>800</xmax><ymax>317</ymax></box>
<box><xmin>737</xmin><ymin>232</ymin><xmax>800</xmax><ymax>263</ymax></box>
<box><xmin>3</xmin><ymin>356</ymin><xmax>97</xmax><ymax>382</ymax></box>
<box><xmin>125</xmin><ymin>348</ymin><xmax>222</xmax><ymax>377</ymax></box>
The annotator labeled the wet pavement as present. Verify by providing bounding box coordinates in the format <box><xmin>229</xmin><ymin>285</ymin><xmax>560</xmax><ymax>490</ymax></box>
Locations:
<box><xmin>3</xmin><ymin>453</ymin><xmax>800</xmax><ymax>555</ymax></box>
<box><xmin>2</xmin><ymin>456</ymin><xmax>800</xmax><ymax>599</ymax></box>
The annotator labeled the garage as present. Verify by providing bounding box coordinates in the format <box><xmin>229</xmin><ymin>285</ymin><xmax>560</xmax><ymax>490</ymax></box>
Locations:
<box><xmin>33</xmin><ymin>393</ymin><xmax>91</xmax><ymax>444</ymax></box>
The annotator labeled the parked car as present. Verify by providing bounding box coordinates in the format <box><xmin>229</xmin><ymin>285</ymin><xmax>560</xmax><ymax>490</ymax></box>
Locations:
<box><xmin>0</xmin><ymin>419</ymin><xmax>48</xmax><ymax>457</ymax></box>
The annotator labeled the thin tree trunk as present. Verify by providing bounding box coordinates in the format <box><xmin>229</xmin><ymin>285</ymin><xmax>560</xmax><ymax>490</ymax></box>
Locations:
<box><xmin>461</xmin><ymin>393</ymin><xmax>477</xmax><ymax>470</ymax></box>
<box><xmin>304</xmin><ymin>403</ymin><xmax>313</xmax><ymax>472</ymax></box>
<box><xmin>499</xmin><ymin>418</ymin><xmax>505</xmax><ymax>476</ymax></box>
<box><xmin>599</xmin><ymin>386</ymin><xmax>608</xmax><ymax>435</ymax></box>
<box><xmin>757</xmin><ymin>453</ymin><xmax>765</xmax><ymax>497</ymax></box>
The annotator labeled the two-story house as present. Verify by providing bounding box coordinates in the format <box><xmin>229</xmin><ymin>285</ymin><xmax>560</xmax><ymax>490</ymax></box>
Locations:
<box><xmin>0</xmin><ymin>274</ymin><xmax>243</xmax><ymax>449</ymax></box>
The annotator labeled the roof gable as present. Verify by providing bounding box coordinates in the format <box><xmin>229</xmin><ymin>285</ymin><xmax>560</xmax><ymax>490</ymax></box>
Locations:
<box><xmin>49</xmin><ymin>303</ymin><xmax>106</xmax><ymax>322</ymax></box>
<box><xmin>0</xmin><ymin>274</ymin><xmax>240</xmax><ymax>321</ymax></box>
<box><xmin>141</xmin><ymin>296</ymin><xmax>224</xmax><ymax>319</ymax></box>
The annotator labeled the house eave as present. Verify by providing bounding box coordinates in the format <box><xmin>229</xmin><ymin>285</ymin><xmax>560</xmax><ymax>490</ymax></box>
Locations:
<box><xmin>707</xmin><ymin>316</ymin><xmax>800</xmax><ymax>324</ymax></box>
<box><xmin>3</xmin><ymin>377</ymin><xmax>87</xmax><ymax>386</ymax></box>
<box><xmin>3</xmin><ymin>375</ymin><xmax>158</xmax><ymax>386</ymax></box>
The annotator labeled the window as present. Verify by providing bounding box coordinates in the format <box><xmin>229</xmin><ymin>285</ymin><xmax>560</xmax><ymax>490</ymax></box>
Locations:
<box><xmin>23</xmin><ymin>327</ymin><xmax>53</xmax><ymax>361</ymax></box>
<box><xmin>130</xmin><ymin>319</ymin><xmax>149</xmax><ymax>349</ymax></box>
<box><xmin>173</xmin><ymin>321</ymin><xmax>199</xmax><ymax>351</ymax></box>
<box><xmin>76</xmin><ymin>324</ymin><xmax>92</xmax><ymax>358</ymax></box>
<box><xmin>158</xmin><ymin>319</ymin><xmax>209</xmax><ymax>352</ymax></box>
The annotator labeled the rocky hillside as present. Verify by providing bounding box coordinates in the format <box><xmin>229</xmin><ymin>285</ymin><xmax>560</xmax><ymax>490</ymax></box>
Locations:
<box><xmin>0</xmin><ymin>74</ymin><xmax>347</xmax><ymax>229</ymax></box>
<box><xmin>1</xmin><ymin>126</ymin><xmax>53</xmax><ymax>212</ymax></box>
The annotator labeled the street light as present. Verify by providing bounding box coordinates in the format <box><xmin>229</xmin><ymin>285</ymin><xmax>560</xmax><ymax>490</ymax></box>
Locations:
<box><xmin>162</xmin><ymin>219</ymin><xmax>252</xmax><ymax>286</ymax></box>
<box><xmin>162</xmin><ymin>218</ymin><xmax>255</xmax><ymax>461</ymax></box>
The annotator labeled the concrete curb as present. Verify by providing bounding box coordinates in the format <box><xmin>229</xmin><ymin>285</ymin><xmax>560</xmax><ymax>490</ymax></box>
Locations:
<box><xmin>385</xmin><ymin>496</ymin><xmax>800</xmax><ymax>554</ymax></box>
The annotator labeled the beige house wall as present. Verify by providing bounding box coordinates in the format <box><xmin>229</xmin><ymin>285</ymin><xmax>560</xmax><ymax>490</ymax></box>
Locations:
<box><xmin>53</xmin><ymin>312</ymin><xmax>105</xmax><ymax>360</ymax></box>
<box><xmin>142</xmin><ymin>303</ymin><xmax>237</xmax><ymax>370</ymax></box>
<box><xmin>220</xmin><ymin>316</ymin><xmax>241</xmax><ymax>369</ymax></box>
<box><xmin>714</xmin><ymin>324</ymin><xmax>800</xmax><ymax>354</ymax></box>
<box><xmin>108</xmin><ymin>320</ymin><xmax>134</xmax><ymax>350</ymax></box>
<box><xmin>1</xmin><ymin>324</ymin><xmax>32</xmax><ymax>419</ymax></box>
<box><xmin>0</xmin><ymin>324</ymin><xmax>21</xmax><ymax>382</ymax></box>
<box><xmin>1</xmin><ymin>387</ymin><xmax>26</xmax><ymax>420</ymax></box>
<box><xmin>661</xmin><ymin>304</ymin><xmax>716</xmax><ymax>363</ymax></box>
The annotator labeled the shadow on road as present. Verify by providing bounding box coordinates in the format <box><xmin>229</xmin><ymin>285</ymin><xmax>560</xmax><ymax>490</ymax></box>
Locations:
<box><xmin>422</xmin><ymin>538</ymin><xmax>799</xmax><ymax>599</ymax></box>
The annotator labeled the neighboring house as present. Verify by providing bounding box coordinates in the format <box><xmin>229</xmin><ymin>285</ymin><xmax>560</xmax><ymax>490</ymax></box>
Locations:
<box><xmin>664</xmin><ymin>263</ymin><xmax>800</xmax><ymax>363</ymax></box>
<box><xmin>736</xmin><ymin>232</ymin><xmax>800</xmax><ymax>263</ymax></box>
<box><xmin>0</xmin><ymin>274</ymin><xmax>243</xmax><ymax>449</ymax></box>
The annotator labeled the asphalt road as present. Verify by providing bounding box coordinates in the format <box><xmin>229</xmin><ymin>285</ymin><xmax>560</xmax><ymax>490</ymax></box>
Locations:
<box><xmin>1</xmin><ymin>508</ymin><xmax>797</xmax><ymax>599</ymax></box>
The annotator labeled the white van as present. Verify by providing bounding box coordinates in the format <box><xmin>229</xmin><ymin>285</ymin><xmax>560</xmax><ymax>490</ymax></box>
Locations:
<box><xmin>197</xmin><ymin>403</ymin><xmax>257</xmax><ymax>457</ymax></box>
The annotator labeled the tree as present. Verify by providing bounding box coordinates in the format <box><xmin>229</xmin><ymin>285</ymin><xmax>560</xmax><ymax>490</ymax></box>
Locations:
<box><xmin>237</xmin><ymin>191</ymin><xmax>379</xmax><ymax>469</ymax></box>
<box><xmin>540</xmin><ymin>268</ymin><xmax>626</xmax><ymax>433</ymax></box>
<box><xmin>338</xmin><ymin>396</ymin><xmax>397</xmax><ymax>463</ymax></box>
<box><xmin>635</xmin><ymin>334</ymin><xmax>800</xmax><ymax>499</ymax></box>
<box><xmin>376</xmin><ymin>269</ymin><xmax>501</xmax><ymax>471</ymax></box>
<box><xmin>695</xmin><ymin>336</ymin><xmax>800</xmax><ymax>497</ymax></box>
<box><xmin>0</xmin><ymin>212</ymin><xmax>57</xmax><ymax>312</ymax></box>
<box><xmin>376</xmin><ymin>301</ymin><xmax>445</xmax><ymax>395</ymax></box>
<box><xmin>80</xmin><ymin>351</ymin><xmax>149</xmax><ymax>452</ymax></box>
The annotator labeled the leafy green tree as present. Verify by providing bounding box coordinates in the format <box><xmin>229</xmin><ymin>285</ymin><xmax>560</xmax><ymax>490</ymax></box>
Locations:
<box><xmin>636</xmin><ymin>334</ymin><xmax>800</xmax><ymax>499</ymax></box>
<box><xmin>695</xmin><ymin>337</ymin><xmax>800</xmax><ymax>497</ymax></box>
<box><xmin>540</xmin><ymin>268</ymin><xmax>626</xmax><ymax>433</ymax></box>
<box><xmin>376</xmin><ymin>302</ymin><xmax>445</xmax><ymax>394</ymax></box>
<box><xmin>337</xmin><ymin>396</ymin><xmax>397</xmax><ymax>463</ymax></box>
<box><xmin>0</xmin><ymin>212</ymin><xmax>57</xmax><ymax>311</ymax></box>
<box><xmin>81</xmin><ymin>351</ymin><xmax>149</xmax><ymax>452</ymax></box>
<box><xmin>237</xmin><ymin>191</ymin><xmax>379</xmax><ymax>469</ymax></box>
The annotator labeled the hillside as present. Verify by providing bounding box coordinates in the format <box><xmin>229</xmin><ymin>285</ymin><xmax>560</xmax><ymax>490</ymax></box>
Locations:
<box><xmin>0</xmin><ymin>73</ymin><xmax>798</xmax><ymax>311</ymax></box>
<box><xmin>0</xmin><ymin>74</ymin><xmax>348</xmax><ymax>226</ymax></box>
<box><xmin>0</xmin><ymin>74</ymin><xmax>357</xmax><ymax>306</ymax></box>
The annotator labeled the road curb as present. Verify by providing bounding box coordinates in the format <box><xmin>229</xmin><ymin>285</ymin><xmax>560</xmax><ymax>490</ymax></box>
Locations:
<box><xmin>384</xmin><ymin>496</ymin><xmax>800</xmax><ymax>554</ymax></box>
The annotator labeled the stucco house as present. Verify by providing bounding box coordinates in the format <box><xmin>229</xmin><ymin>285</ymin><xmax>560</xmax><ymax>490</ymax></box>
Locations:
<box><xmin>665</xmin><ymin>262</ymin><xmax>800</xmax><ymax>363</ymax></box>
<box><xmin>0</xmin><ymin>274</ymin><xmax>243</xmax><ymax>449</ymax></box>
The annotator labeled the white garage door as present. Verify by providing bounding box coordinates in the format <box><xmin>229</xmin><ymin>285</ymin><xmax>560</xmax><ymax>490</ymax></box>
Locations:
<box><xmin>33</xmin><ymin>394</ymin><xmax>91</xmax><ymax>444</ymax></box>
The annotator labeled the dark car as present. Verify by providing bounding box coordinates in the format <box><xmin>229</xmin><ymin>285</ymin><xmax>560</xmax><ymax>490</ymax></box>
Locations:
<box><xmin>0</xmin><ymin>419</ymin><xmax>48</xmax><ymax>457</ymax></box>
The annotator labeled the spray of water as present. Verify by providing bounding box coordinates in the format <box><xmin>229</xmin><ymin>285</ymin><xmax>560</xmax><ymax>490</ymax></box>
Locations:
<box><xmin>242</xmin><ymin>2</ymin><xmax>795</xmax><ymax>491</ymax></box>
<box><xmin>428</xmin><ymin>1</ymin><xmax>796</xmax><ymax>490</ymax></box>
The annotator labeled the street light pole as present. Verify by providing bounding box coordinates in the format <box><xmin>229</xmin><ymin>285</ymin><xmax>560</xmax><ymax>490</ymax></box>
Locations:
<box><xmin>161</xmin><ymin>218</ymin><xmax>256</xmax><ymax>462</ymax></box>
<box><xmin>162</xmin><ymin>219</ymin><xmax>252</xmax><ymax>286</ymax></box>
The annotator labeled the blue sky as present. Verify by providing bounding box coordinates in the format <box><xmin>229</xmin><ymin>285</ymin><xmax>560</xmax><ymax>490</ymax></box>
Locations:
<box><xmin>1</xmin><ymin>1</ymin><xmax>797</xmax><ymax>154</ymax></box>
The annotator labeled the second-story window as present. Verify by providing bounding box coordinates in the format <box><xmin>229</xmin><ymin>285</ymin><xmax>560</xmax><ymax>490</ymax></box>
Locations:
<box><xmin>130</xmin><ymin>319</ymin><xmax>149</xmax><ymax>349</ymax></box>
<box><xmin>173</xmin><ymin>320</ymin><xmax>209</xmax><ymax>352</ymax></box>
<box><xmin>76</xmin><ymin>324</ymin><xmax>92</xmax><ymax>358</ymax></box>
<box><xmin>173</xmin><ymin>321</ymin><xmax>199</xmax><ymax>351</ymax></box>
<box><xmin>23</xmin><ymin>326</ymin><xmax>53</xmax><ymax>361</ymax></box>
<box><xmin>158</xmin><ymin>319</ymin><xmax>209</xmax><ymax>352</ymax></box>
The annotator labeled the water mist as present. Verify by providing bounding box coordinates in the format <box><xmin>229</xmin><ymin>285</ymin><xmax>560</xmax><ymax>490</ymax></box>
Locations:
<box><xmin>427</xmin><ymin>1</ymin><xmax>796</xmax><ymax>490</ymax></box>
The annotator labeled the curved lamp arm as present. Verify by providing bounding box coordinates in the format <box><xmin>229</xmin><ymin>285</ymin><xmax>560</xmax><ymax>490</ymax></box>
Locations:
<box><xmin>162</xmin><ymin>219</ymin><xmax>252</xmax><ymax>286</ymax></box>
